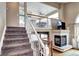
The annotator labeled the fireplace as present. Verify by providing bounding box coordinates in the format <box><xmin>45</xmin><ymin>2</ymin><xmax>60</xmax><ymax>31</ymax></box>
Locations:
<box><xmin>54</xmin><ymin>35</ymin><xmax>67</xmax><ymax>47</ymax></box>
<box><xmin>52</xmin><ymin>30</ymin><xmax>72</xmax><ymax>52</ymax></box>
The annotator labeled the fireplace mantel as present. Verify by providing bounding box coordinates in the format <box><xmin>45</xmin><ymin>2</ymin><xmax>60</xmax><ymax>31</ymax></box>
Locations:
<box><xmin>52</xmin><ymin>30</ymin><xmax>69</xmax><ymax>35</ymax></box>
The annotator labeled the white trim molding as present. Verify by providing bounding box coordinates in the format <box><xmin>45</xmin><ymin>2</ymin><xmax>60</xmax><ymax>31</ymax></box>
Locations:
<box><xmin>0</xmin><ymin>26</ymin><xmax>6</xmax><ymax>55</ymax></box>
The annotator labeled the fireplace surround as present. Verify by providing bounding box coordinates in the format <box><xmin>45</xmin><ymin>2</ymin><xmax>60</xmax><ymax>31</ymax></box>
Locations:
<box><xmin>52</xmin><ymin>30</ymin><xmax>72</xmax><ymax>52</ymax></box>
<box><xmin>54</xmin><ymin>35</ymin><xmax>67</xmax><ymax>47</ymax></box>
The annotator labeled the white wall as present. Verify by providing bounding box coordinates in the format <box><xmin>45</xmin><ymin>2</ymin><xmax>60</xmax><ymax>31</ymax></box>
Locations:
<box><xmin>42</xmin><ymin>2</ymin><xmax>59</xmax><ymax>8</ymax></box>
<box><xmin>6</xmin><ymin>2</ymin><xmax>19</xmax><ymax>27</ymax></box>
<box><xmin>64</xmin><ymin>3</ymin><xmax>79</xmax><ymax>44</ymax></box>
<box><xmin>0</xmin><ymin>2</ymin><xmax>6</xmax><ymax>41</ymax></box>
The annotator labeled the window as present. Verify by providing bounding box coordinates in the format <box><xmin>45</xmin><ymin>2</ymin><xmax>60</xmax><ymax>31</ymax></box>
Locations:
<box><xmin>19</xmin><ymin>16</ymin><xmax>25</xmax><ymax>27</ymax></box>
<box><xmin>19</xmin><ymin>7</ymin><xmax>24</xmax><ymax>15</ymax></box>
<box><xmin>75</xmin><ymin>15</ymin><xmax>79</xmax><ymax>23</ymax></box>
<box><xmin>48</xmin><ymin>12</ymin><xmax>59</xmax><ymax>19</ymax></box>
<box><xmin>74</xmin><ymin>15</ymin><xmax>79</xmax><ymax>41</ymax></box>
<box><xmin>19</xmin><ymin>2</ymin><xmax>25</xmax><ymax>27</ymax></box>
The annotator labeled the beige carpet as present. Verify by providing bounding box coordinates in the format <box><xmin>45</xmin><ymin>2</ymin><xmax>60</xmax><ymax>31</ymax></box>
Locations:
<box><xmin>63</xmin><ymin>49</ymin><xmax>79</xmax><ymax>56</ymax></box>
<box><xmin>53</xmin><ymin>49</ymin><xmax>79</xmax><ymax>56</ymax></box>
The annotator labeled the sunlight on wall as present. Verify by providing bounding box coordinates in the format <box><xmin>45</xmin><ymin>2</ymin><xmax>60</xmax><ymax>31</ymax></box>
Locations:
<box><xmin>75</xmin><ymin>15</ymin><xmax>79</xmax><ymax>23</ymax></box>
<box><xmin>48</xmin><ymin>12</ymin><xmax>59</xmax><ymax>19</ymax></box>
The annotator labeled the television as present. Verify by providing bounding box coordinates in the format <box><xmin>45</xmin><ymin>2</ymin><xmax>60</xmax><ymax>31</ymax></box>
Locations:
<box><xmin>57</xmin><ymin>21</ymin><xmax>66</xmax><ymax>30</ymax></box>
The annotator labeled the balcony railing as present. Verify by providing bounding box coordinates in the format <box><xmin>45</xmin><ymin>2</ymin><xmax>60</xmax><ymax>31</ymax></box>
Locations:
<box><xmin>30</xmin><ymin>19</ymin><xmax>52</xmax><ymax>29</ymax></box>
<box><xmin>25</xmin><ymin>16</ymin><xmax>50</xmax><ymax>56</ymax></box>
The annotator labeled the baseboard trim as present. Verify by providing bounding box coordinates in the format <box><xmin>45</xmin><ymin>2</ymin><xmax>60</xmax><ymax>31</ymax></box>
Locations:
<box><xmin>0</xmin><ymin>26</ymin><xmax>6</xmax><ymax>55</ymax></box>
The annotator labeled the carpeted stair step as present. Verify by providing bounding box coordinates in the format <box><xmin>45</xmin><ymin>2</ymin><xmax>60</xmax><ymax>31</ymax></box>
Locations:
<box><xmin>5</xmin><ymin>33</ymin><xmax>27</xmax><ymax>36</ymax></box>
<box><xmin>5</xmin><ymin>34</ymin><xmax>28</xmax><ymax>38</ymax></box>
<box><xmin>6</xmin><ymin>27</ymin><xmax>26</xmax><ymax>32</ymax></box>
<box><xmin>3</xmin><ymin>39</ymin><xmax>29</xmax><ymax>45</ymax></box>
<box><xmin>4</xmin><ymin>37</ymin><xmax>29</xmax><ymax>41</ymax></box>
<box><xmin>6</xmin><ymin>30</ymin><xmax>26</xmax><ymax>33</ymax></box>
<box><xmin>1</xmin><ymin>27</ymin><xmax>33</xmax><ymax>56</ymax></box>
<box><xmin>2</xmin><ymin>42</ymin><xmax>31</xmax><ymax>50</ymax></box>
<box><xmin>6</xmin><ymin>32</ymin><xmax>26</xmax><ymax>35</ymax></box>
<box><xmin>17</xmin><ymin>50</ymin><xmax>33</xmax><ymax>56</ymax></box>
<box><xmin>7</xmin><ymin>27</ymin><xmax>25</xmax><ymax>30</ymax></box>
<box><xmin>2</xmin><ymin>48</ymin><xmax>33</xmax><ymax>56</ymax></box>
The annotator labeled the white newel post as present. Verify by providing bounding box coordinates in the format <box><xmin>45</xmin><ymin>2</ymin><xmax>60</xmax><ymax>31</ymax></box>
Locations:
<box><xmin>45</xmin><ymin>45</ymin><xmax>49</xmax><ymax>56</ymax></box>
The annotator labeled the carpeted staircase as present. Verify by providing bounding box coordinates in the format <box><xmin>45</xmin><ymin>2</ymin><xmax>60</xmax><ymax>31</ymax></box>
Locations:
<box><xmin>1</xmin><ymin>27</ymin><xmax>33</xmax><ymax>56</ymax></box>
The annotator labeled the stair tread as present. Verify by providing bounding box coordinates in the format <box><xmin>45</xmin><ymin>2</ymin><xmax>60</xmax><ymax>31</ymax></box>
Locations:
<box><xmin>5</xmin><ymin>38</ymin><xmax>28</xmax><ymax>40</ymax></box>
<box><xmin>6</xmin><ymin>32</ymin><xmax>26</xmax><ymax>34</ymax></box>
<box><xmin>5</xmin><ymin>33</ymin><xmax>27</xmax><ymax>36</ymax></box>
<box><xmin>3</xmin><ymin>42</ymin><xmax>29</xmax><ymax>48</ymax></box>
<box><xmin>6</xmin><ymin>30</ymin><xmax>26</xmax><ymax>32</ymax></box>
<box><xmin>2</xmin><ymin>27</ymin><xmax>33</xmax><ymax>56</ymax></box>
<box><xmin>5</xmin><ymin>48</ymin><xmax>33</xmax><ymax>56</ymax></box>
<box><xmin>3</xmin><ymin>38</ymin><xmax>29</xmax><ymax>45</ymax></box>
<box><xmin>7</xmin><ymin>27</ymin><xmax>25</xmax><ymax>28</ymax></box>
<box><xmin>5</xmin><ymin>35</ymin><xmax>27</xmax><ymax>38</ymax></box>
<box><xmin>6</xmin><ymin>29</ymin><xmax>25</xmax><ymax>31</ymax></box>
<box><xmin>2</xmin><ymin>43</ymin><xmax>31</xmax><ymax>51</ymax></box>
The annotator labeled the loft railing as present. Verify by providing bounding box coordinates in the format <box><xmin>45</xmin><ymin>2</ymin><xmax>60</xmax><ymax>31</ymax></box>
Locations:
<box><xmin>25</xmin><ymin>16</ymin><xmax>50</xmax><ymax>56</ymax></box>
<box><xmin>30</xmin><ymin>19</ymin><xmax>52</xmax><ymax>29</ymax></box>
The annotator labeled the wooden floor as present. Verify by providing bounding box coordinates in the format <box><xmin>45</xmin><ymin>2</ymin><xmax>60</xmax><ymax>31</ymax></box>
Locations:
<box><xmin>53</xmin><ymin>48</ymin><xmax>79</xmax><ymax>56</ymax></box>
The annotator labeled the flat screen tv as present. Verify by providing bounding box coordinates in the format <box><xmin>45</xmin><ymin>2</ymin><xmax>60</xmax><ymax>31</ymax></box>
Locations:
<box><xmin>57</xmin><ymin>21</ymin><xmax>66</xmax><ymax>30</ymax></box>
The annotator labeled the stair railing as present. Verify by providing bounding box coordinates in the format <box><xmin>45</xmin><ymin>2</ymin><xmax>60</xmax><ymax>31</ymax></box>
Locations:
<box><xmin>25</xmin><ymin>16</ymin><xmax>49</xmax><ymax>56</ymax></box>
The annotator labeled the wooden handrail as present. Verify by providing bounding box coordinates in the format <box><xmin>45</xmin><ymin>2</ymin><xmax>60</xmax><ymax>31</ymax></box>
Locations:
<box><xmin>50</xmin><ymin>41</ymin><xmax>53</xmax><ymax>56</ymax></box>
<box><xmin>48</xmin><ymin>39</ymin><xmax>53</xmax><ymax>56</ymax></box>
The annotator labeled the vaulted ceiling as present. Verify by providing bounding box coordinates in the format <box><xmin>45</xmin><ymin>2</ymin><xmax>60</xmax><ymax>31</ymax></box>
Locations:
<box><xmin>27</xmin><ymin>2</ymin><xmax>58</xmax><ymax>16</ymax></box>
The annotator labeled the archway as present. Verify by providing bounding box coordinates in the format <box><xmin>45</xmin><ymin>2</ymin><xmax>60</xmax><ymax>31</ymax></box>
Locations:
<box><xmin>73</xmin><ymin>14</ymin><xmax>79</xmax><ymax>48</ymax></box>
